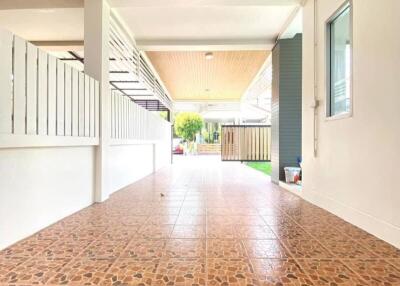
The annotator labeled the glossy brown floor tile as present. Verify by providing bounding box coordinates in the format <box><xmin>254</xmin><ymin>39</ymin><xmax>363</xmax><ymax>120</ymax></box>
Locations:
<box><xmin>298</xmin><ymin>259</ymin><xmax>365</xmax><ymax>285</ymax></box>
<box><xmin>207</xmin><ymin>258</ymin><xmax>258</xmax><ymax>285</ymax></box>
<box><xmin>165</xmin><ymin>239</ymin><xmax>206</xmax><ymax>258</ymax></box>
<box><xmin>157</xmin><ymin>258</ymin><xmax>206</xmax><ymax>285</ymax></box>
<box><xmin>251</xmin><ymin>258</ymin><xmax>313</xmax><ymax>285</ymax></box>
<box><xmin>243</xmin><ymin>239</ymin><xmax>291</xmax><ymax>259</ymax></box>
<box><xmin>100</xmin><ymin>258</ymin><xmax>159</xmax><ymax>285</ymax></box>
<box><xmin>343</xmin><ymin>259</ymin><xmax>400</xmax><ymax>285</ymax></box>
<box><xmin>206</xmin><ymin>239</ymin><xmax>246</xmax><ymax>258</ymax></box>
<box><xmin>48</xmin><ymin>258</ymin><xmax>114</xmax><ymax>285</ymax></box>
<box><xmin>282</xmin><ymin>239</ymin><xmax>333</xmax><ymax>259</ymax></box>
<box><xmin>0</xmin><ymin>155</ymin><xmax>399</xmax><ymax>285</ymax></box>
<box><xmin>0</xmin><ymin>257</ymin><xmax>71</xmax><ymax>285</ymax></box>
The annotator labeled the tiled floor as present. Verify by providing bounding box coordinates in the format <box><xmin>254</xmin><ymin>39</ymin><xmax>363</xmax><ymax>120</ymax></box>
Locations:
<box><xmin>1</xmin><ymin>155</ymin><xmax>400</xmax><ymax>285</ymax></box>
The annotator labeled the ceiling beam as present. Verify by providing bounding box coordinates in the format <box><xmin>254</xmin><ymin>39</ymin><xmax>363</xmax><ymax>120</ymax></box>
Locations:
<box><xmin>110</xmin><ymin>0</ymin><xmax>301</xmax><ymax>8</ymax></box>
<box><xmin>30</xmin><ymin>40</ymin><xmax>84</xmax><ymax>52</ymax></box>
<box><xmin>0</xmin><ymin>0</ymin><xmax>83</xmax><ymax>10</ymax></box>
<box><xmin>138</xmin><ymin>39</ymin><xmax>275</xmax><ymax>51</ymax></box>
<box><xmin>0</xmin><ymin>0</ymin><xmax>301</xmax><ymax>10</ymax></box>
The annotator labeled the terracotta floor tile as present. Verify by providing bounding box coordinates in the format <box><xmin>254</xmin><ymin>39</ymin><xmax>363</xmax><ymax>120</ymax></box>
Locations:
<box><xmin>120</xmin><ymin>215</ymin><xmax>150</xmax><ymax>226</ymax></box>
<box><xmin>359</xmin><ymin>239</ymin><xmax>400</xmax><ymax>258</ymax></box>
<box><xmin>170</xmin><ymin>225</ymin><xmax>206</xmax><ymax>239</ymax></box>
<box><xmin>146</xmin><ymin>215</ymin><xmax>179</xmax><ymax>225</ymax></box>
<box><xmin>244</xmin><ymin>239</ymin><xmax>292</xmax><ymax>259</ymax></box>
<box><xmin>207</xmin><ymin>215</ymin><xmax>235</xmax><ymax>226</ymax></box>
<box><xmin>165</xmin><ymin>239</ymin><xmax>206</xmax><ymax>258</ymax></box>
<box><xmin>0</xmin><ymin>257</ymin><xmax>71</xmax><ymax>285</ymax></box>
<box><xmin>343</xmin><ymin>259</ymin><xmax>400</xmax><ymax>285</ymax></box>
<box><xmin>232</xmin><ymin>208</ymin><xmax>259</xmax><ymax>216</ymax></box>
<box><xmin>100</xmin><ymin>258</ymin><xmax>159</xmax><ymax>286</ymax></box>
<box><xmin>121</xmin><ymin>239</ymin><xmax>167</xmax><ymax>258</ymax></box>
<box><xmin>320</xmin><ymin>239</ymin><xmax>377</xmax><ymax>259</ymax></box>
<box><xmin>0</xmin><ymin>257</ymin><xmax>29</xmax><ymax>278</ymax></box>
<box><xmin>207</xmin><ymin>258</ymin><xmax>259</xmax><ymax>285</ymax></box>
<box><xmin>156</xmin><ymin>257</ymin><xmax>206</xmax><ymax>285</ymax></box>
<box><xmin>137</xmin><ymin>225</ymin><xmax>174</xmax><ymax>239</ymax></box>
<box><xmin>175</xmin><ymin>215</ymin><xmax>206</xmax><ymax>225</ymax></box>
<box><xmin>231</xmin><ymin>215</ymin><xmax>266</xmax><ymax>226</ymax></box>
<box><xmin>282</xmin><ymin>239</ymin><xmax>333</xmax><ymax>259</ymax></box>
<box><xmin>257</xmin><ymin>207</ymin><xmax>282</xmax><ymax>216</ymax></box>
<box><xmin>262</xmin><ymin>215</ymin><xmax>296</xmax><ymax>227</ymax></box>
<box><xmin>206</xmin><ymin>225</ymin><xmax>238</xmax><ymax>239</ymax></box>
<box><xmin>334</xmin><ymin>225</ymin><xmax>378</xmax><ymax>240</ymax></box>
<box><xmin>206</xmin><ymin>239</ymin><xmax>247</xmax><ymax>258</ymax></box>
<box><xmin>271</xmin><ymin>225</ymin><xmax>312</xmax><ymax>240</ymax></box>
<box><xmin>236</xmin><ymin>225</ymin><xmax>277</xmax><ymax>239</ymax></box>
<box><xmin>207</xmin><ymin>208</ymin><xmax>233</xmax><ymax>216</ymax></box>
<box><xmin>40</xmin><ymin>239</ymin><xmax>92</xmax><ymax>258</ymax></box>
<box><xmin>98</xmin><ymin>226</ymin><xmax>139</xmax><ymax>241</ymax></box>
<box><xmin>0</xmin><ymin>238</ymin><xmax>55</xmax><ymax>258</ymax></box>
<box><xmin>180</xmin><ymin>207</ymin><xmax>206</xmax><ymax>216</ymax></box>
<box><xmin>67</xmin><ymin>226</ymin><xmax>108</xmax><ymax>241</ymax></box>
<box><xmin>154</xmin><ymin>207</ymin><xmax>181</xmax><ymax>215</ymax></box>
<box><xmin>34</xmin><ymin>225</ymin><xmax>78</xmax><ymax>241</ymax></box>
<box><xmin>302</xmin><ymin>225</ymin><xmax>349</xmax><ymax>241</ymax></box>
<box><xmin>251</xmin><ymin>258</ymin><xmax>313</xmax><ymax>285</ymax></box>
<box><xmin>48</xmin><ymin>258</ymin><xmax>114</xmax><ymax>285</ymax></box>
<box><xmin>389</xmin><ymin>259</ymin><xmax>400</xmax><ymax>270</ymax></box>
<box><xmin>298</xmin><ymin>259</ymin><xmax>366</xmax><ymax>285</ymax></box>
<box><xmin>80</xmin><ymin>239</ymin><xmax>129</xmax><ymax>259</ymax></box>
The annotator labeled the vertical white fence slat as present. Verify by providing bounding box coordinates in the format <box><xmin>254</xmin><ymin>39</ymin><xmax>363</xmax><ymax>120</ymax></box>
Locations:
<box><xmin>26</xmin><ymin>43</ymin><xmax>37</xmax><ymax>135</ymax></box>
<box><xmin>47</xmin><ymin>55</ymin><xmax>57</xmax><ymax>136</ymax></box>
<box><xmin>0</xmin><ymin>30</ymin><xmax>13</xmax><ymax>134</ymax></box>
<box><xmin>56</xmin><ymin>61</ymin><xmax>65</xmax><ymax>136</ymax></box>
<box><xmin>71</xmin><ymin>69</ymin><xmax>79</xmax><ymax>136</ymax></box>
<box><xmin>37</xmin><ymin>50</ymin><xmax>48</xmax><ymax>135</ymax></box>
<box><xmin>117</xmin><ymin>92</ymin><xmax>121</xmax><ymax>139</ymax></box>
<box><xmin>78</xmin><ymin>72</ymin><xmax>85</xmax><ymax>137</ymax></box>
<box><xmin>84</xmin><ymin>75</ymin><xmax>90</xmax><ymax>137</ymax></box>
<box><xmin>89</xmin><ymin>78</ymin><xmax>95</xmax><ymax>137</ymax></box>
<box><xmin>123</xmin><ymin>96</ymin><xmax>127</xmax><ymax>139</ymax></box>
<box><xmin>128</xmin><ymin>99</ymin><xmax>132</xmax><ymax>139</ymax></box>
<box><xmin>94</xmin><ymin>81</ymin><xmax>99</xmax><ymax>137</ymax></box>
<box><xmin>111</xmin><ymin>91</ymin><xmax>115</xmax><ymax>138</ymax></box>
<box><xmin>13</xmin><ymin>36</ymin><xmax>26</xmax><ymax>134</ymax></box>
<box><xmin>134</xmin><ymin>104</ymin><xmax>138</xmax><ymax>139</ymax></box>
<box><xmin>64</xmin><ymin>65</ymin><xmax>72</xmax><ymax>136</ymax></box>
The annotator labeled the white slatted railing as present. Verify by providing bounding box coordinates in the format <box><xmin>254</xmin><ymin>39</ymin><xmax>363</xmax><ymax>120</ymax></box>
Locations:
<box><xmin>0</xmin><ymin>29</ymin><xmax>99</xmax><ymax>142</ymax></box>
<box><xmin>110</xmin><ymin>90</ymin><xmax>170</xmax><ymax>141</ymax></box>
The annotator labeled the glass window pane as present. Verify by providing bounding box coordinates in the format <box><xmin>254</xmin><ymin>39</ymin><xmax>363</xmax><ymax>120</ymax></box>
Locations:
<box><xmin>329</xmin><ymin>6</ymin><xmax>351</xmax><ymax>116</ymax></box>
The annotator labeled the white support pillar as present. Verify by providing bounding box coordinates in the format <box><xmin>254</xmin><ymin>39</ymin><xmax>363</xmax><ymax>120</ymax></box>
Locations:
<box><xmin>84</xmin><ymin>0</ymin><xmax>110</xmax><ymax>202</ymax></box>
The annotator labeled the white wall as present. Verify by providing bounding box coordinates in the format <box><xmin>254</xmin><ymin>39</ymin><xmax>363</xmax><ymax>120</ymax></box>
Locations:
<box><xmin>108</xmin><ymin>143</ymin><xmax>160</xmax><ymax>195</ymax></box>
<box><xmin>0</xmin><ymin>146</ymin><xmax>95</xmax><ymax>249</ymax></box>
<box><xmin>302</xmin><ymin>0</ymin><xmax>400</xmax><ymax>248</ymax></box>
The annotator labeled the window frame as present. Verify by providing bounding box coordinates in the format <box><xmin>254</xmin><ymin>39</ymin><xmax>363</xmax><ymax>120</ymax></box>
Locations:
<box><xmin>325</xmin><ymin>0</ymin><xmax>353</xmax><ymax>120</ymax></box>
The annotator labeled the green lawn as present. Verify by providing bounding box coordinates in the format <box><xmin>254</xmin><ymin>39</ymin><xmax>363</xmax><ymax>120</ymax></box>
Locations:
<box><xmin>246</xmin><ymin>162</ymin><xmax>272</xmax><ymax>176</ymax></box>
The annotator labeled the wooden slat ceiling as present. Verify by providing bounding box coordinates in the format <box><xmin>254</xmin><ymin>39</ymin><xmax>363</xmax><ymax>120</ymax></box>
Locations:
<box><xmin>146</xmin><ymin>51</ymin><xmax>269</xmax><ymax>101</ymax></box>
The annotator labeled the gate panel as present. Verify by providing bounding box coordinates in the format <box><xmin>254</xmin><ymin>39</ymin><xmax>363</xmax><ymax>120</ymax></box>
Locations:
<box><xmin>221</xmin><ymin>125</ymin><xmax>271</xmax><ymax>162</ymax></box>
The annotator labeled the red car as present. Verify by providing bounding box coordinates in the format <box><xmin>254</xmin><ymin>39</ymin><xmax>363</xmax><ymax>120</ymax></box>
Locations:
<box><xmin>172</xmin><ymin>139</ymin><xmax>184</xmax><ymax>154</ymax></box>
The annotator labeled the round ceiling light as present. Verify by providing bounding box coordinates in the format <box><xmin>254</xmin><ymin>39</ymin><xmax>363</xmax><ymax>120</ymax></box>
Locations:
<box><xmin>205</xmin><ymin>52</ymin><xmax>214</xmax><ymax>60</ymax></box>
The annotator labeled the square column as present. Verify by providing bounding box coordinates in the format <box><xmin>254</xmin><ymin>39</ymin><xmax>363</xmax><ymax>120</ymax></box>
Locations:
<box><xmin>84</xmin><ymin>0</ymin><xmax>110</xmax><ymax>202</ymax></box>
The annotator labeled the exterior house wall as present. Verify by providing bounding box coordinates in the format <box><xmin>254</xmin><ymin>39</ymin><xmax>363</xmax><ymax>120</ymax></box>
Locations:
<box><xmin>302</xmin><ymin>0</ymin><xmax>400</xmax><ymax>248</ymax></box>
<box><xmin>271</xmin><ymin>34</ymin><xmax>303</xmax><ymax>183</ymax></box>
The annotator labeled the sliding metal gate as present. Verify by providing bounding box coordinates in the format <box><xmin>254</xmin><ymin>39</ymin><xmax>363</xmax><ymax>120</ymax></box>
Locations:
<box><xmin>221</xmin><ymin>125</ymin><xmax>271</xmax><ymax>161</ymax></box>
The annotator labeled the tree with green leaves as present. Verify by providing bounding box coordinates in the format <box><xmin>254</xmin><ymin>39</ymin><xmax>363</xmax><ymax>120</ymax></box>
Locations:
<box><xmin>174</xmin><ymin>112</ymin><xmax>204</xmax><ymax>142</ymax></box>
